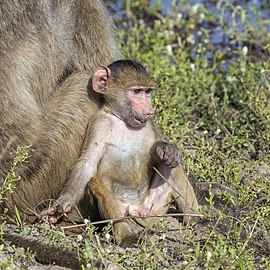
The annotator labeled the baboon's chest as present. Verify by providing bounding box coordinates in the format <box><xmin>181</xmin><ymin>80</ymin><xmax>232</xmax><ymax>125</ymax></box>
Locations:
<box><xmin>98</xmin><ymin>126</ymin><xmax>154</xmax><ymax>186</ymax></box>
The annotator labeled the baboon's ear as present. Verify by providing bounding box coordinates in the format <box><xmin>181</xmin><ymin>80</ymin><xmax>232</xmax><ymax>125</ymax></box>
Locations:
<box><xmin>92</xmin><ymin>66</ymin><xmax>112</xmax><ymax>93</ymax></box>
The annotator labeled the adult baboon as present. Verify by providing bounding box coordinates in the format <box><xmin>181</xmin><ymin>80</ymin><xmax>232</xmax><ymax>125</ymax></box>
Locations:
<box><xmin>0</xmin><ymin>0</ymin><xmax>119</xmax><ymax>221</ymax></box>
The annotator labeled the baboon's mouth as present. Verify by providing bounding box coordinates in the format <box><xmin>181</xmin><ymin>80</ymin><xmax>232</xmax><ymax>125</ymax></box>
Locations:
<box><xmin>129</xmin><ymin>117</ymin><xmax>147</xmax><ymax>128</ymax></box>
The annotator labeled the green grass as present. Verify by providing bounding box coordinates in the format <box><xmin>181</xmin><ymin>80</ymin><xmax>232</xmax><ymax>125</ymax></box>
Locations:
<box><xmin>115</xmin><ymin>1</ymin><xmax>270</xmax><ymax>268</ymax></box>
<box><xmin>1</xmin><ymin>0</ymin><xmax>270</xmax><ymax>269</ymax></box>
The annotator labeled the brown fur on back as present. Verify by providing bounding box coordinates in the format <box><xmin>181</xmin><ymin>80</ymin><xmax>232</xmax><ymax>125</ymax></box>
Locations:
<box><xmin>0</xmin><ymin>0</ymin><xmax>120</xmax><ymax>220</ymax></box>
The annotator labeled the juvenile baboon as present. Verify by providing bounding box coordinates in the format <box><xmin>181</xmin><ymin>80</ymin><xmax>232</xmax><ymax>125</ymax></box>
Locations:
<box><xmin>43</xmin><ymin>60</ymin><xmax>199</xmax><ymax>246</ymax></box>
<box><xmin>0</xmin><ymin>0</ymin><xmax>120</xmax><ymax>221</ymax></box>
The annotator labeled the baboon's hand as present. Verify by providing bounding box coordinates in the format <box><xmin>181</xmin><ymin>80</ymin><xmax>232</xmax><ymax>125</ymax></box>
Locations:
<box><xmin>39</xmin><ymin>202</ymin><xmax>72</xmax><ymax>224</ymax></box>
<box><xmin>154</xmin><ymin>141</ymin><xmax>182</xmax><ymax>168</ymax></box>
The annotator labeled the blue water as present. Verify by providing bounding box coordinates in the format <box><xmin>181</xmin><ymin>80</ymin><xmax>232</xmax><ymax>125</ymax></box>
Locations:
<box><xmin>110</xmin><ymin>0</ymin><xmax>270</xmax><ymax>62</ymax></box>
<box><xmin>149</xmin><ymin>0</ymin><xmax>270</xmax><ymax>44</ymax></box>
